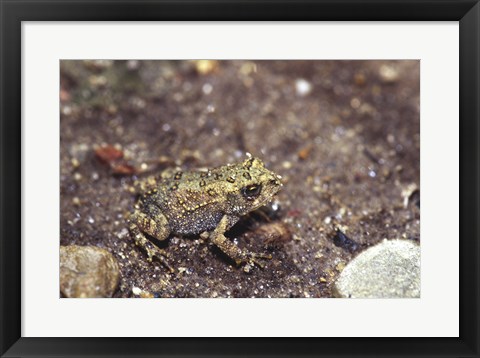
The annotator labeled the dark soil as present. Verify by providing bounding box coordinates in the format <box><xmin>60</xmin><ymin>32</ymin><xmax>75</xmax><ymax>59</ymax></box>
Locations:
<box><xmin>60</xmin><ymin>60</ymin><xmax>420</xmax><ymax>298</ymax></box>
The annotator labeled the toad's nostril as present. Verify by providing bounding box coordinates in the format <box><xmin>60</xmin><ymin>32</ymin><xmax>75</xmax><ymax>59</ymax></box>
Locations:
<box><xmin>270</xmin><ymin>179</ymin><xmax>281</xmax><ymax>186</ymax></box>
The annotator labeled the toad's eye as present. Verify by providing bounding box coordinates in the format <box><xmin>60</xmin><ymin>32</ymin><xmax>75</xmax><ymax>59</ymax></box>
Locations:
<box><xmin>241</xmin><ymin>184</ymin><xmax>262</xmax><ymax>200</ymax></box>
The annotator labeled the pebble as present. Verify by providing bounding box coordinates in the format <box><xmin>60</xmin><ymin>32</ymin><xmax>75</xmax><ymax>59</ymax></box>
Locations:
<box><xmin>402</xmin><ymin>183</ymin><xmax>419</xmax><ymax>208</ymax></box>
<box><xmin>379</xmin><ymin>64</ymin><xmax>399</xmax><ymax>83</ymax></box>
<box><xmin>295</xmin><ymin>78</ymin><xmax>312</xmax><ymax>96</ymax></box>
<box><xmin>297</xmin><ymin>146</ymin><xmax>312</xmax><ymax>160</ymax></box>
<box><xmin>126</xmin><ymin>60</ymin><xmax>139</xmax><ymax>70</ymax></box>
<box><xmin>61</xmin><ymin>105</ymin><xmax>73</xmax><ymax>116</ymax></box>
<box><xmin>333</xmin><ymin>239</ymin><xmax>420</xmax><ymax>298</ymax></box>
<box><xmin>239</xmin><ymin>62</ymin><xmax>257</xmax><ymax>75</ymax></box>
<box><xmin>71</xmin><ymin>158</ymin><xmax>80</xmax><ymax>168</ymax></box>
<box><xmin>335</xmin><ymin>262</ymin><xmax>346</xmax><ymax>272</ymax></box>
<box><xmin>194</xmin><ymin>60</ymin><xmax>218</xmax><ymax>75</ymax></box>
<box><xmin>354</xmin><ymin>72</ymin><xmax>366</xmax><ymax>86</ymax></box>
<box><xmin>254</xmin><ymin>222</ymin><xmax>291</xmax><ymax>246</ymax></box>
<box><xmin>132</xmin><ymin>286</ymin><xmax>142</xmax><ymax>295</ymax></box>
<box><xmin>202</xmin><ymin>83</ymin><xmax>213</xmax><ymax>95</ymax></box>
<box><xmin>88</xmin><ymin>75</ymin><xmax>107</xmax><ymax>88</ymax></box>
<box><xmin>60</xmin><ymin>245</ymin><xmax>120</xmax><ymax>298</ymax></box>
<box><xmin>332</xmin><ymin>229</ymin><xmax>359</xmax><ymax>253</ymax></box>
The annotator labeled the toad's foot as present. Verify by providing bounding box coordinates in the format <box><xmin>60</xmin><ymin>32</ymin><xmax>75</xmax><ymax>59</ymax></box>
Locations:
<box><xmin>132</xmin><ymin>230</ymin><xmax>174</xmax><ymax>273</ymax></box>
<box><xmin>129</xmin><ymin>215</ymin><xmax>174</xmax><ymax>273</ymax></box>
<box><xmin>213</xmin><ymin>235</ymin><xmax>272</xmax><ymax>271</ymax></box>
<box><xmin>237</xmin><ymin>250</ymin><xmax>272</xmax><ymax>272</ymax></box>
<box><xmin>146</xmin><ymin>247</ymin><xmax>174</xmax><ymax>273</ymax></box>
<box><xmin>210</xmin><ymin>215</ymin><xmax>272</xmax><ymax>271</ymax></box>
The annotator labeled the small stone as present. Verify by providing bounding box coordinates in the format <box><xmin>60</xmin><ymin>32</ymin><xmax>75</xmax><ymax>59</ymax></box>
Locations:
<box><xmin>254</xmin><ymin>222</ymin><xmax>291</xmax><ymax>246</ymax></box>
<box><xmin>297</xmin><ymin>145</ymin><xmax>312</xmax><ymax>160</ymax></box>
<box><xmin>379</xmin><ymin>64</ymin><xmax>399</xmax><ymax>83</ymax></box>
<box><xmin>61</xmin><ymin>105</ymin><xmax>72</xmax><ymax>116</ymax></box>
<box><xmin>126</xmin><ymin>60</ymin><xmax>139</xmax><ymax>70</ymax></box>
<box><xmin>194</xmin><ymin>60</ymin><xmax>218</xmax><ymax>75</ymax></box>
<box><xmin>107</xmin><ymin>104</ymin><xmax>118</xmax><ymax>115</ymax></box>
<box><xmin>88</xmin><ymin>75</ymin><xmax>107</xmax><ymax>88</ymax></box>
<box><xmin>402</xmin><ymin>183</ymin><xmax>419</xmax><ymax>208</ymax></box>
<box><xmin>336</xmin><ymin>262</ymin><xmax>346</xmax><ymax>272</ymax></box>
<box><xmin>71</xmin><ymin>158</ymin><xmax>80</xmax><ymax>168</ymax></box>
<box><xmin>132</xmin><ymin>286</ymin><xmax>142</xmax><ymax>295</ymax></box>
<box><xmin>295</xmin><ymin>78</ymin><xmax>312</xmax><ymax>96</ymax></box>
<box><xmin>350</xmin><ymin>97</ymin><xmax>361</xmax><ymax>109</ymax></box>
<box><xmin>325</xmin><ymin>268</ymin><xmax>335</xmax><ymax>277</ymax></box>
<box><xmin>94</xmin><ymin>144</ymin><xmax>124</xmax><ymax>164</ymax></box>
<box><xmin>202</xmin><ymin>83</ymin><xmax>213</xmax><ymax>95</ymax></box>
<box><xmin>140</xmin><ymin>291</ymin><xmax>154</xmax><ymax>298</ymax></box>
<box><xmin>354</xmin><ymin>72</ymin><xmax>366</xmax><ymax>86</ymax></box>
<box><xmin>60</xmin><ymin>245</ymin><xmax>120</xmax><ymax>298</ymax></box>
<box><xmin>60</xmin><ymin>88</ymin><xmax>71</xmax><ymax>102</ymax></box>
<box><xmin>333</xmin><ymin>239</ymin><xmax>420</xmax><ymax>298</ymax></box>
<box><xmin>239</xmin><ymin>62</ymin><xmax>257</xmax><ymax>75</ymax></box>
<box><xmin>83</xmin><ymin>60</ymin><xmax>113</xmax><ymax>71</ymax></box>
<box><xmin>332</xmin><ymin>229</ymin><xmax>359</xmax><ymax>253</ymax></box>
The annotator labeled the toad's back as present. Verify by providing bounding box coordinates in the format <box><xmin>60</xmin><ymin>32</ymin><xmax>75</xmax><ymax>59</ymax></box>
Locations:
<box><xmin>139</xmin><ymin>157</ymin><xmax>282</xmax><ymax>235</ymax></box>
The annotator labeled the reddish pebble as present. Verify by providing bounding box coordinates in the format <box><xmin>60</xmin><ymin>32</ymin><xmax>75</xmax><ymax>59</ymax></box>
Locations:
<box><xmin>95</xmin><ymin>145</ymin><xmax>124</xmax><ymax>164</ymax></box>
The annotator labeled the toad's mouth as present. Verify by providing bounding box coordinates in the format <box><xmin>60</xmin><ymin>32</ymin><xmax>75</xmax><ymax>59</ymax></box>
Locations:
<box><xmin>252</xmin><ymin>190</ymin><xmax>281</xmax><ymax>210</ymax></box>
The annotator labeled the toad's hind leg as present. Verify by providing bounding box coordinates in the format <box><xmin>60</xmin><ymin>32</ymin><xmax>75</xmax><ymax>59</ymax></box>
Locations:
<box><xmin>210</xmin><ymin>215</ymin><xmax>272</xmax><ymax>271</ymax></box>
<box><xmin>129</xmin><ymin>210</ymin><xmax>174</xmax><ymax>272</ymax></box>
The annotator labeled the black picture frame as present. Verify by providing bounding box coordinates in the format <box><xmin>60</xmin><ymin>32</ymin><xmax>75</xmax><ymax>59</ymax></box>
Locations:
<box><xmin>1</xmin><ymin>1</ymin><xmax>478</xmax><ymax>357</ymax></box>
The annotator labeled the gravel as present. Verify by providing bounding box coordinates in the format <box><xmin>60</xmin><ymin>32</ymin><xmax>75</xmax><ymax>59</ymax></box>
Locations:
<box><xmin>60</xmin><ymin>60</ymin><xmax>420</xmax><ymax>298</ymax></box>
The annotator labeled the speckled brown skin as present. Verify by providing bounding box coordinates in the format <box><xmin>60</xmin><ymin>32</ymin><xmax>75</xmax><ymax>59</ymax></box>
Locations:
<box><xmin>129</xmin><ymin>157</ymin><xmax>282</xmax><ymax>272</ymax></box>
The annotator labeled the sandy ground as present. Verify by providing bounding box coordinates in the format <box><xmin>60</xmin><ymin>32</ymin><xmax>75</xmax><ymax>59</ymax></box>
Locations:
<box><xmin>60</xmin><ymin>60</ymin><xmax>420</xmax><ymax>298</ymax></box>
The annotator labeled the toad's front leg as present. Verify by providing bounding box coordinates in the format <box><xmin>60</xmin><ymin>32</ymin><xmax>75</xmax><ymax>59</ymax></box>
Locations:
<box><xmin>129</xmin><ymin>207</ymin><xmax>174</xmax><ymax>272</ymax></box>
<box><xmin>209</xmin><ymin>215</ymin><xmax>272</xmax><ymax>271</ymax></box>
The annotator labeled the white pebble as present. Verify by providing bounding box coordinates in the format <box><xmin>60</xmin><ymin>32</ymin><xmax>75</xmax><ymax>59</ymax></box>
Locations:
<box><xmin>62</xmin><ymin>106</ymin><xmax>72</xmax><ymax>116</ymax></box>
<box><xmin>132</xmin><ymin>286</ymin><xmax>142</xmax><ymax>295</ymax></box>
<box><xmin>202</xmin><ymin>83</ymin><xmax>213</xmax><ymax>95</ymax></box>
<box><xmin>379</xmin><ymin>64</ymin><xmax>399</xmax><ymax>83</ymax></box>
<box><xmin>295</xmin><ymin>79</ymin><xmax>312</xmax><ymax>96</ymax></box>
